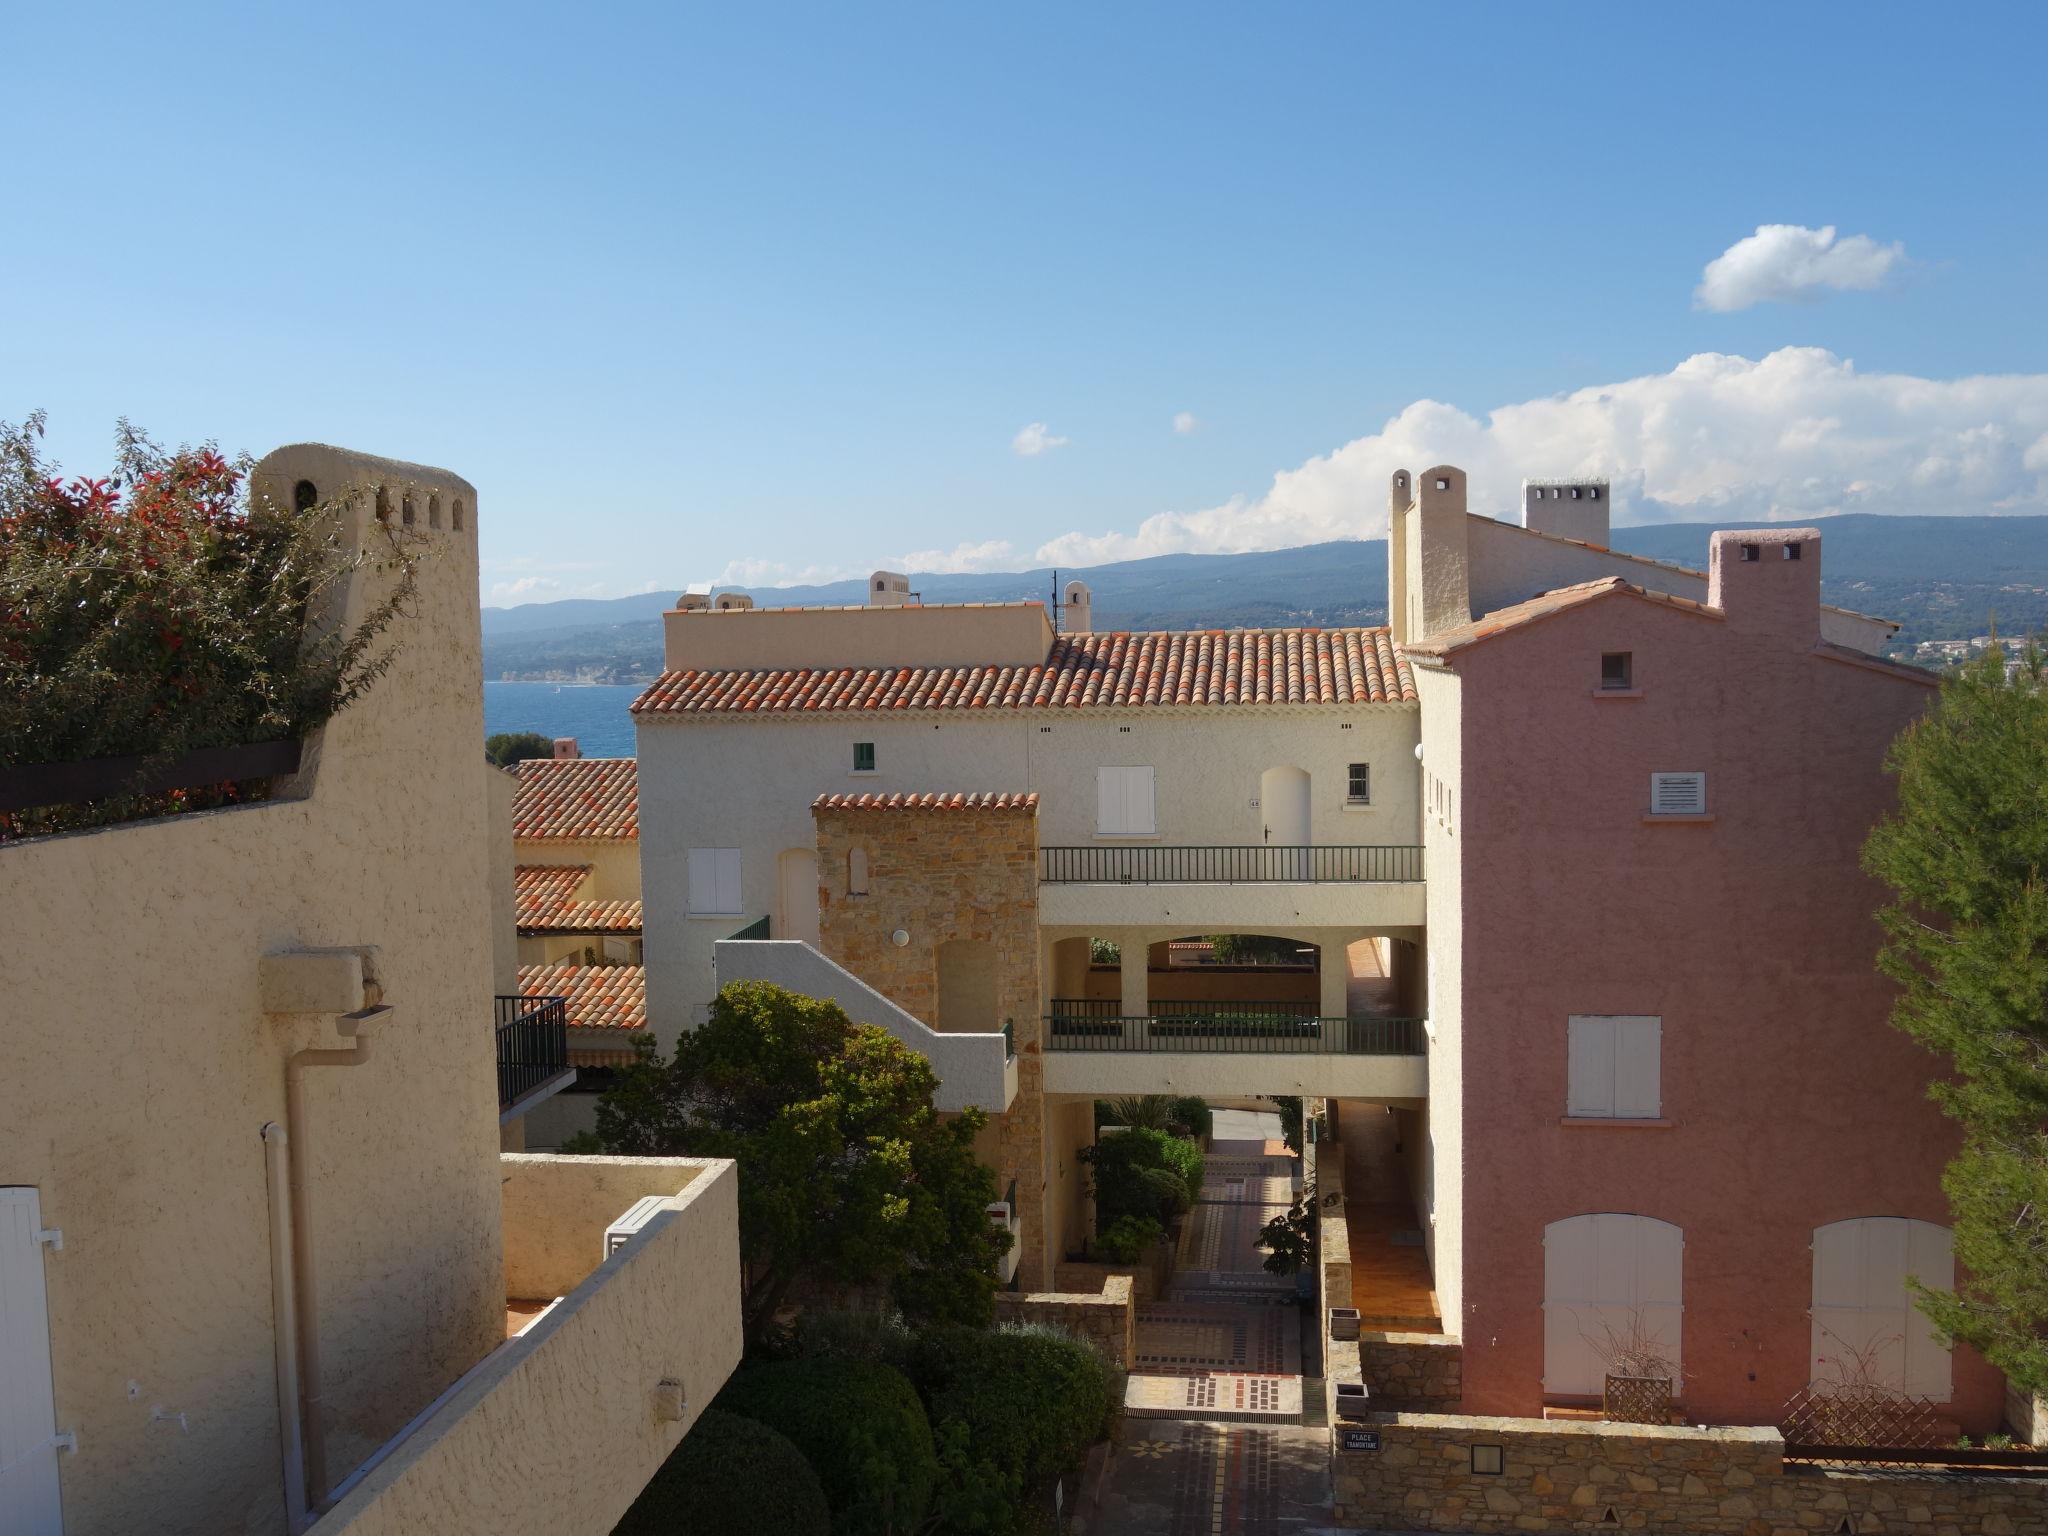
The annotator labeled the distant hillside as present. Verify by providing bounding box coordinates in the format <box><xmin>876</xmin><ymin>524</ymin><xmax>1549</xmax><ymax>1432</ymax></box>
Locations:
<box><xmin>483</xmin><ymin>514</ymin><xmax>2048</xmax><ymax>681</ymax></box>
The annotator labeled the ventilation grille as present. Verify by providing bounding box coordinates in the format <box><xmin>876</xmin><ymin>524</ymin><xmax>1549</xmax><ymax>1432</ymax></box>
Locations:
<box><xmin>1650</xmin><ymin>772</ymin><xmax>1707</xmax><ymax>816</ymax></box>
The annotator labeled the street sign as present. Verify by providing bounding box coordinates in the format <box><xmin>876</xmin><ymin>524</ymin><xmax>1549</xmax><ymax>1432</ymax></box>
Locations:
<box><xmin>1340</xmin><ymin>1429</ymin><xmax>1381</xmax><ymax>1452</ymax></box>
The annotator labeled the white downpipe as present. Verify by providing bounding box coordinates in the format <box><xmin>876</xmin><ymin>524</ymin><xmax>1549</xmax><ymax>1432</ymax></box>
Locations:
<box><xmin>262</xmin><ymin>1122</ymin><xmax>310</xmax><ymax>1535</ymax></box>
<box><xmin>285</xmin><ymin>1021</ymin><xmax>380</xmax><ymax>1508</ymax></box>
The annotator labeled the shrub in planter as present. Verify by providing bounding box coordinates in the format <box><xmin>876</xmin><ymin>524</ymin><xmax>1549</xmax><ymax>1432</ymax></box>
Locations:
<box><xmin>716</xmin><ymin>1358</ymin><xmax>936</xmax><ymax>1536</ymax></box>
<box><xmin>0</xmin><ymin>414</ymin><xmax>420</xmax><ymax>838</ymax></box>
<box><xmin>1100</xmin><ymin>1214</ymin><xmax>1165</xmax><ymax>1264</ymax></box>
<box><xmin>611</xmin><ymin>1408</ymin><xmax>828</xmax><ymax>1536</ymax></box>
<box><xmin>1085</xmin><ymin>1126</ymin><xmax>1205</xmax><ymax>1239</ymax></box>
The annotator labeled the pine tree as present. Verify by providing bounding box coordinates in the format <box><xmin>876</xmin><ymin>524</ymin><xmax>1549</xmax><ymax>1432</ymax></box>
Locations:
<box><xmin>1863</xmin><ymin>643</ymin><xmax>2048</xmax><ymax>1396</ymax></box>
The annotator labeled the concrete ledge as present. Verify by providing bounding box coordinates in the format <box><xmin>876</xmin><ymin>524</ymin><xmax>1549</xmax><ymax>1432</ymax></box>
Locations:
<box><xmin>994</xmin><ymin>1275</ymin><xmax>1136</xmax><ymax>1370</ymax></box>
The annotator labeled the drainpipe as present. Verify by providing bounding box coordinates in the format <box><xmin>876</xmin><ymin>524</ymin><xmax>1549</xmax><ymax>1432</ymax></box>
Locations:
<box><xmin>285</xmin><ymin>1005</ymin><xmax>389</xmax><ymax>1507</ymax></box>
<box><xmin>261</xmin><ymin>1122</ymin><xmax>309</xmax><ymax>1535</ymax></box>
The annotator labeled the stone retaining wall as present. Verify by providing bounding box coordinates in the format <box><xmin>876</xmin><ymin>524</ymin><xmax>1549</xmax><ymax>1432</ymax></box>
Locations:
<box><xmin>1332</xmin><ymin>1411</ymin><xmax>2047</xmax><ymax>1535</ymax></box>
<box><xmin>1354</xmin><ymin>1331</ymin><xmax>1464</xmax><ymax>1409</ymax></box>
<box><xmin>1056</xmin><ymin>1239</ymin><xmax>1171</xmax><ymax>1306</ymax></box>
<box><xmin>994</xmin><ymin>1274</ymin><xmax>1135</xmax><ymax>1369</ymax></box>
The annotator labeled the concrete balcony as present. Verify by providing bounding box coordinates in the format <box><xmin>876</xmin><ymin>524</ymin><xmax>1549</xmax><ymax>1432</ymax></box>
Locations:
<box><xmin>1040</xmin><ymin>1009</ymin><xmax>1428</xmax><ymax>1101</ymax></box>
<box><xmin>713</xmin><ymin>938</ymin><xmax>1018</xmax><ymax>1113</ymax></box>
<box><xmin>315</xmin><ymin>1156</ymin><xmax>742</xmax><ymax>1536</ymax></box>
<box><xmin>1037</xmin><ymin>845</ymin><xmax>1425</xmax><ymax>931</ymax></box>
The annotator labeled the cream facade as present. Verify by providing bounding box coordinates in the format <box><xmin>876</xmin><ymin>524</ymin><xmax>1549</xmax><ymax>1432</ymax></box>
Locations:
<box><xmin>0</xmin><ymin>445</ymin><xmax>739</xmax><ymax>1536</ymax></box>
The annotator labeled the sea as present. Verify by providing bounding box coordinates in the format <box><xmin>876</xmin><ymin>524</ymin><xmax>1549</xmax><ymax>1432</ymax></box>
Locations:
<box><xmin>483</xmin><ymin>681</ymin><xmax>643</xmax><ymax>758</ymax></box>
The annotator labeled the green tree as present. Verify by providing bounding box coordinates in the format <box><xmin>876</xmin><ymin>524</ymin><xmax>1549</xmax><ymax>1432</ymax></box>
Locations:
<box><xmin>1863</xmin><ymin>643</ymin><xmax>2048</xmax><ymax>1396</ymax></box>
<box><xmin>485</xmin><ymin>730</ymin><xmax>555</xmax><ymax>767</ymax></box>
<box><xmin>578</xmin><ymin>981</ymin><xmax>1008</xmax><ymax>1341</ymax></box>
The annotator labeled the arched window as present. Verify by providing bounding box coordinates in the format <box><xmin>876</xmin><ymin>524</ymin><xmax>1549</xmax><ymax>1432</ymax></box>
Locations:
<box><xmin>1542</xmin><ymin>1214</ymin><xmax>1683</xmax><ymax>1396</ymax></box>
<box><xmin>1811</xmin><ymin>1218</ymin><xmax>1953</xmax><ymax>1400</ymax></box>
<box><xmin>374</xmin><ymin>486</ymin><xmax>391</xmax><ymax>522</ymax></box>
<box><xmin>401</xmin><ymin>495</ymin><xmax>416</xmax><ymax>527</ymax></box>
<box><xmin>293</xmin><ymin>479</ymin><xmax>318</xmax><ymax>512</ymax></box>
<box><xmin>428</xmin><ymin>493</ymin><xmax>442</xmax><ymax>529</ymax></box>
<box><xmin>452</xmin><ymin>498</ymin><xmax>466</xmax><ymax>531</ymax></box>
<box><xmin>847</xmin><ymin>846</ymin><xmax>869</xmax><ymax>896</ymax></box>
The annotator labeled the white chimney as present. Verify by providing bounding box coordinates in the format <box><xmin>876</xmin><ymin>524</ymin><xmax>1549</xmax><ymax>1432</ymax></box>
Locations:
<box><xmin>713</xmin><ymin>590</ymin><xmax>754</xmax><ymax>611</ymax></box>
<box><xmin>552</xmin><ymin>737</ymin><xmax>580</xmax><ymax>760</ymax></box>
<box><xmin>868</xmin><ymin>570</ymin><xmax>913</xmax><ymax>607</ymax></box>
<box><xmin>1062</xmin><ymin>579</ymin><xmax>1093</xmax><ymax>635</ymax></box>
<box><xmin>676</xmin><ymin>581</ymin><xmax>713</xmax><ymax>611</ymax></box>
<box><xmin>1520</xmin><ymin>478</ymin><xmax>1611</xmax><ymax>547</ymax></box>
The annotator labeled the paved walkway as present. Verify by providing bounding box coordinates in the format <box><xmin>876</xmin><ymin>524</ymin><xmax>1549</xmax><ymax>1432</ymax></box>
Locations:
<box><xmin>1093</xmin><ymin>1110</ymin><xmax>1345</xmax><ymax>1533</ymax></box>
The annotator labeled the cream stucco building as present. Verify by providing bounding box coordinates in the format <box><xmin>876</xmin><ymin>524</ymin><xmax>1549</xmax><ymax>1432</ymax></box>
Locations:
<box><xmin>0</xmin><ymin>445</ymin><xmax>740</xmax><ymax>1536</ymax></box>
<box><xmin>625</xmin><ymin>469</ymin><xmax>2008</xmax><ymax>1436</ymax></box>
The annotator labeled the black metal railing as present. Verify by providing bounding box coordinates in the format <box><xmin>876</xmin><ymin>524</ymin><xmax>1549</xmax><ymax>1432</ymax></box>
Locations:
<box><xmin>1002</xmin><ymin>1019</ymin><xmax>1016</xmax><ymax>1060</ymax></box>
<box><xmin>728</xmin><ymin>915</ymin><xmax>771</xmax><ymax>941</ymax></box>
<box><xmin>1044</xmin><ymin>1010</ymin><xmax>1426</xmax><ymax>1055</ymax></box>
<box><xmin>1039</xmin><ymin>844</ymin><xmax>1422</xmax><ymax>884</ymax></box>
<box><xmin>495</xmin><ymin>994</ymin><xmax>569</xmax><ymax>1110</ymax></box>
<box><xmin>1049</xmin><ymin>997</ymin><xmax>1319</xmax><ymax>1020</ymax></box>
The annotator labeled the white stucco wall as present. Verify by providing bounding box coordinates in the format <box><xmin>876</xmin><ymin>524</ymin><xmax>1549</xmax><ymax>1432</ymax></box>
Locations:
<box><xmin>1412</xmin><ymin>662</ymin><xmax>1465</xmax><ymax>1333</ymax></box>
<box><xmin>0</xmin><ymin>446</ymin><xmax>506</xmax><ymax>1536</ymax></box>
<box><xmin>638</xmin><ymin>706</ymin><xmax>1420</xmax><ymax>1044</ymax></box>
<box><xmin>318</xmin><ymin>1157</ymin><xmax>742</xmax><ymax>1536</ymax></box>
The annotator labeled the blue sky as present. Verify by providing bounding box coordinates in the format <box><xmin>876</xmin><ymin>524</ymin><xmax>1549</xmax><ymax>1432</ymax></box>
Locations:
<box><xmin>5</xmin><ymin>2</ymin><xmax>2045</xmax><ymax>604</ymax></box>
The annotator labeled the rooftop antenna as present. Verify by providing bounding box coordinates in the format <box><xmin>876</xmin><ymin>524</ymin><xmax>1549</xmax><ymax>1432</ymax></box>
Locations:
<box><xmin>1050</xmin><ymin>568</ymin><xmax>1063</xmax><ymax>632</ymax></box>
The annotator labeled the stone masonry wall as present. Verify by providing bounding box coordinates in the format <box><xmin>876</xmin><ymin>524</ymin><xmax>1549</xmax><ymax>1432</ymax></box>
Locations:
<box><xmin>814</xmin><ymin>798</ymin><xmax>1048</xmax><ymax>1283</ymax></box>
<box><xmin>1332</xmin><ymin>1413</ymin><xmax>2047</xmax><ymax>1535</ymax></box>
<box><xmin>1056</xmin><ymin>1245</ymin><xmax>1171</xmax><ymax>1308</ymax></box>
<box><xmin>994</xmin><ymin>1275</ymin><xmax>1136</xmax><ymax>1370</ymax></box>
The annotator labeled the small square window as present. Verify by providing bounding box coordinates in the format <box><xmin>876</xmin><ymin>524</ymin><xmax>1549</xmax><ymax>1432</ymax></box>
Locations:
<box><xmin>1589</xmin><ymin>487</ymin><xmax>1600</xmax><ymax>500</ymax></box>
<box><xmin>1600</xmin><ymin>652</ymin><xmax>1632</xmax><ymax>691</ymax></box>
<box><xmin>1739</xmin><ymin>543</ymin><xmax>1761</xmax><ymax>562</ymax></box>
<box><xmin>853</xmin><ymin>742</ymin><xmax>876</xmax><ymax>772</ymax></box>
<box><xmin>1783</xmin><ymin>542</ymin><xmax>1802</xmax><ymax>561</ymax></box>
<box><xmin>1346</xmin><ymin>763</ymin><xmax>1371</xmax><ymax>804</ymax></box>
<box><xmin>1570</xmin><ymin>487</ymin><xmax>1582</xmax><ymax>499</ymax></box>
<box><xmin>1472</xmin><ymin>1444</ymin><xmax>1504</xmax><ymax>1476</ymax></box>
<box><xmin>1434</xmin><ymin>477</ymin><xmax>1449</xmax><ymax>491</ymax></box>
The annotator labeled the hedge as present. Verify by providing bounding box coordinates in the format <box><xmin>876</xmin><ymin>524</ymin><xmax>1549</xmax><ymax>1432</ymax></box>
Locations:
<box><xmin>716</xmin><ymin>1358</ymin><xmax>936</xmax><ymax>1536</ymax></box>
<box><xmin>610</xmin><ymin>1409</ymin><xmax>828</xmax><ymax>1536</ymax></box>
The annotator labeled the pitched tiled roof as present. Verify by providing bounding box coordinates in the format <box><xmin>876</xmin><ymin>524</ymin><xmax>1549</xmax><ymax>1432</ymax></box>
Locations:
<box><xmin>813</xmin><ymin>792</ymin><xmax>1039</xmax><ymax>812</ymax></box>
<box><xmin>1402</xmin><ymin>578</ymin><xmax>1720</xmax><ymax>659</ymax></box>
<box><xmin>513</xmin><ymin>863</ymin><xmax>591</xmax><ymax>917</ymax></box>
<box><xmin>632</xmin><ymin>628</ymin><xmax>1415</xmax><ymax>716</ymax></box>
<box><xmin>514</xmin><ymin>866</ymin><xmax>643</xmax><ymax>935</ymax></box>
<box><xmin>518</xmin><ymin>963</ymin><xmax>646</xmax><ymax>1034</ymax></box>
<box><xmin>512</xmin><ymin>757</ymin><xmax>637</xmax><ymax>840</ymax></box>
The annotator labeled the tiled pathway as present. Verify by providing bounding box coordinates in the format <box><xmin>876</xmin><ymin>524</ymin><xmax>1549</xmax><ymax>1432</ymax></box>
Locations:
<box><xmin>1090</xmin><ymin>1111</ymin><xmax>1347</xmax><ymax>1531</ymax></box>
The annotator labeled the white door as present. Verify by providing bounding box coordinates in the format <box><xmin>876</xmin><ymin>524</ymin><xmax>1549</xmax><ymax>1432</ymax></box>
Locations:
<box><xmin>1542</xmin><ymin>1213</ymin><xmax>1684</xmax><ymax>1397</ymax></box>
<box><xmin>778</xmin><ymin>849</ymin><xmax>820</xmax><ymax>947</ymax></box>
<box><xmin>1811</xmin><ymin>1218</ymin><xmax>1954</xmax><ymax>1400</ymax></box>
<box><xmin>1258</xmin><ymin>766</ymin><xmax>1311</xmax><ymax>879</ymax></box>
<box><xmin>0</xmin><ymin>1188</ymin><xmax>63</xmax><ymax>1534</ymax></box>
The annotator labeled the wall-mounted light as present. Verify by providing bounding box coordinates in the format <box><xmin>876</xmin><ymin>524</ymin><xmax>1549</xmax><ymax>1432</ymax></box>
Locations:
<box><xmin>891</xmin><ymin>929</ymin><xmax>910</xmax><ymax>948</ymax></box>
<box><xmin>1471</xmin><ymin>1444</ymin><xmax>1504</xmax><ymax>1476</ymax></box>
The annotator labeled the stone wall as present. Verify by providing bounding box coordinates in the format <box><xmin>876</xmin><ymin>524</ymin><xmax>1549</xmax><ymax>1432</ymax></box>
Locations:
<box><xmin>1332</xmin><ymin>1412</ymin><xmax>2047</xmax><ymax>1534</ymax></box>
<box><xmin>1353</xmin><ymin>1332</ymin><xmax>1464</xmax><ymax>1410</ymax></box>
<box><xmin>1056</xmin><ymin>1240</ymin><xmax>1172</xmax><ymax>1307</ymax></box>
<box><xmin>994</xmin><ymin>1275</ymin><xmax>1136</xmax><ymax>1370</ymax></box>
<box><xmin>814</xmin><ymin>797</ymin><xmax>1048</xmax><ymax>1283</ymax></box>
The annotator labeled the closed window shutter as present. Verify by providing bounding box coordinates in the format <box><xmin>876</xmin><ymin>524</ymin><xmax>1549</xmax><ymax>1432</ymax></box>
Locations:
<box><xmin>1125</xmin><ymin>767</ymin><xmax>1156</xmax><ymax>835</ymax></box>
<box><xmin>1567</xmin><ymin>1016</ymin><xmax>1616</xmax><ymax>1116</ymax></box>
<box><xmin>1809</xmin><ymin>1218</ymin><xmax>1954</xmax><ymax>1400</ymax></box>
<box><xmin>1903</xmin><ymin>1222</ymin><xmax>1955</xmax><ymax>1398</ymax></box>
<box><xmin>1096</xmin><ymin>768</ymin><xmax>1124</xmax><ymax>834</ymax></box>
<box><xmin>1544</xmin><ymin>1214</ymin><xmax>1685</xmax><ymax>1395</ymax></box>
<box><xmin>1613</xmin><ymin>1018</ymin><xmax>1661</xmax><ymax>1118</ymax></box>
<box><xmin>0</xmin><ymin>1189</ymin><xmax>63</xmax><ymax>1531</ymax></box>
<box><xmin>1650</xmin><ymin>772</ymin><xmax>1707</xmax><ymax>815</ymax></box>
<box><xmin>689</xmin><ymin>849</ymin><xmax>742</xmax><ymax>914</ymax></box>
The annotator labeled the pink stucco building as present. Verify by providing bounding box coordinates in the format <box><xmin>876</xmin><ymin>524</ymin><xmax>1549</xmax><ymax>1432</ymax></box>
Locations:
<box><xmin>1390</xmin><ymin>476</ymin><xmax>2003</xmax><ymax>1431</ymax></box>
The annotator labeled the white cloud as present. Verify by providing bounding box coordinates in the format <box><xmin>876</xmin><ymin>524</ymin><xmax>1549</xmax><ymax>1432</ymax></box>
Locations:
<box><xmin>1695</xmin><ymin>224</ymin><xmax>1906</xmax><ymax>312</ymax></box>
<box><xmin>1172</xmin><ymin>411</ymin><xmax>1200</xmax><ymax>436</ymax></box>
<box><xmin>1012</xmin><ymin>421</ymin><xmax>1070</xmax><ymax>457</ymax></box>
<box><xmin>893</xmin><ymin>538</ymin><xmax>1020</xmax><ymax>574</ymax></box>
<box><xmin>489</xmin><ymin>574</ymin><xmax>564</xmax><ymax>604</ymax></box>
<box><xmin>714</xmin><ymin>556</ymin><xmax>862</xmax><ymax>588</ymax></box>
<box><xmin>1031</xmin><ymin>348</ymin><xmax>2048</xmax><ymax>566</ymax></box>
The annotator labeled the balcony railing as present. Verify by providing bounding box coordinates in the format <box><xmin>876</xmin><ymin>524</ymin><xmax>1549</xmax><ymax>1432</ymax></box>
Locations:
<box><xmin>1052</xmin><ymin>997</ymin><xmax>1321</xmax><ymax>1021</ymax></box>
<box><xmin>1045</xmin><ymin>1008</ymin><xmax>1425</xmax><ymax>1055</ymax></box>
<box><xmin>495</xmin><ymin>994</ymin><xmax>569</xmax><ymax>1110</ymax></box>
<box><xmin>1039</xmin><ymin>844</ymin><xmax>1423</xmax><ymax>884</ymax></box>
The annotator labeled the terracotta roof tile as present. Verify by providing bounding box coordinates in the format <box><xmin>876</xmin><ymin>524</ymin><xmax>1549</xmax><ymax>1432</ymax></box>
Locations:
<box><xmin>812</xmin><ymin>792</ymin><xmax>1039</xmax><ymax>812</ymax></box>
<box><xmin>512</xmin><ymin>758</ymin><xmax>637</xmax><ymax>840</ymax></box>
<box><xmin>632</xmin><ymin>627</ymin><xmax>1415</xmax><ymax>717</ymax></box>
<box><xmin>517</xmin><ymin>963</ymin><xmax>645</xmax><ymax>1033</ymax></box>
<box><xmin>1403</xmin><ymin>578</ymin><xmax>1722</xmax><ymax>660</ymax></box>
<box><xmin>514</xmin><ymin>866</ymin><xmax>644</xmax><ymax>934</ymax></box>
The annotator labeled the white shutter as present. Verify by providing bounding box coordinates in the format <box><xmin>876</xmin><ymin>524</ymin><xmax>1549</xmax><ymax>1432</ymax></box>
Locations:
<box><xmin>1650</xmin><ymin>772</ymin><xmax>1706</xmax><ymax>815</ymax></box>
<box><xmin>1809</xmin><ymin>1218</ymin><xmax>1954</xmax><ymax>1400</ymax></box>
<box><xmin>1095</xmin><ymin>768</ymin><xmax>1156</xmax><ymax>836</ymax></box>
<box><xmin>1613</xmin><ymin>1018</ymin><xmax>1662</xmax><ymax>1118</ymax></box>
<box><xmin>1566</xmin><ymin>1017</ymin><xmax>1616</xmax><ymax>1117</ymax></box>
<box><xmin>0</xmin><ymin>1189</ymin><xmax>63</xmax><ymax>1536</ymax></box>
<box><xmin>1542</xmin><ymin>1216</ymin><xmax>1601</xmax><ymax>1395</ymax></box>
<box><xmin>1096</xmin><ymin>768</ymin><xmax>1125</xmax><ymax>835</ymax></box>
<box><xmin>689</xmin><ymin>849</ymin><xmax>742</xmax><ymax>915</ymax></box>
<box><xmin>1124</xmin><ymin>767</ymin><xmax>1156</xmax><ymax>836</ymax></box>
<box><xmin>1543</xmin><ymin>1213</ymin><xmax>1684</xmax><ymax>1396</ymax></box>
